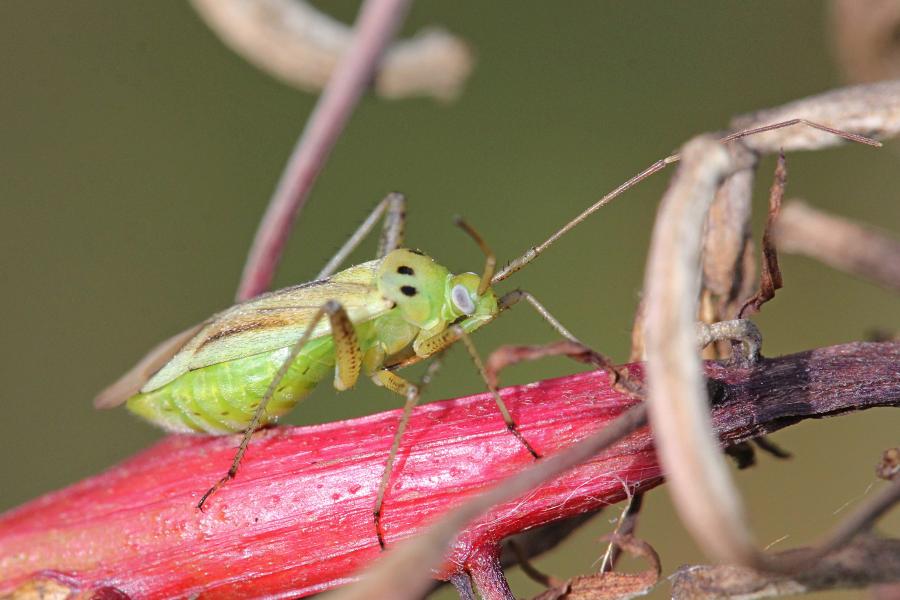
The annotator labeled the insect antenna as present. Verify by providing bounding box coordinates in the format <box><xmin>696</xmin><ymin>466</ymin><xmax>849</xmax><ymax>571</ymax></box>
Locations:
<box><xmin>490</xmin><ymin>119</ymin><xmax>882</xmax><ymax>285</ymax></box>
<box><xmin>453</xmin><ymin>216</ymin><xmax>496</xmax><ymax>295</ymax></box>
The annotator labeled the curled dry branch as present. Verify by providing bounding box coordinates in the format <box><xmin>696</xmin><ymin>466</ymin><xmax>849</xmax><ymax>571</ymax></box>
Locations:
<box><xmin>641</xmin><ymin>79</ymin><xmax>900</xmax><ymax>573</ymax></box>
<box><xmin>644</xmin><ymin>136</ymin><xmax>758</xmax><ymax>566</ymax></box>
<box><xmin>191</xmin><ymin>0</ymin><xmax>473</xmax><ymax>101</ymax></box>
<box><xmin>737</xmin><ymin>153</ymin><xmax>785</xmax><ymax>319</ymax></box>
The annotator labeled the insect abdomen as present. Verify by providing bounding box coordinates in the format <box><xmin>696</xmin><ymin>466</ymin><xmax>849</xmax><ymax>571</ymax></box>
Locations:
<box><xmin>126</xmin><ymin>336</ymin><xmax>338</xmax><ymax>434</ymax></box>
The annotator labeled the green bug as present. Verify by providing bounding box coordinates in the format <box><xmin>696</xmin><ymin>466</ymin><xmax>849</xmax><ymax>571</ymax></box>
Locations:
<box><xmin>96</xmin><ymin>192</ymin><xmax>576</xmax><ymax>540</ymax></box>
<box><xmin>98</xmin><ymin>119</ymin><xmax>870</xmax><ymax>544</ymax></box>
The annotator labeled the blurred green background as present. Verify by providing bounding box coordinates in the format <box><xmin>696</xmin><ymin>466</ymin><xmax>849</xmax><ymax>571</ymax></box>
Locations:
<box><xmin>1</xmin><ymin>2</ymin><xmax>898</xmax><ymax>598</ymax></box>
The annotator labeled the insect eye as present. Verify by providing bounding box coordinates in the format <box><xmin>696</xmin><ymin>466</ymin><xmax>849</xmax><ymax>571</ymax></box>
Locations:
<box><xmin>451</xmin><ymin>284</ymin><xmax>475</xmax><ymax>315</ymax></box>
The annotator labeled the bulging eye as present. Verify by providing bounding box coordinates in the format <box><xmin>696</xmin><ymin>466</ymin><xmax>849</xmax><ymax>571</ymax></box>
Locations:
<box><xmin>451</xmin><ymin>284</ymin><xmax>476</xmax><ymax>315</ymax></box>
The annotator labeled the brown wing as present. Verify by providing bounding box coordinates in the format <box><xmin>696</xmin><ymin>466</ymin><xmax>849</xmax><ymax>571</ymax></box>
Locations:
<box><xmin>93</xmin><ymin>323</ymin><xmax>205</xmax><ymax>409</ymax></box>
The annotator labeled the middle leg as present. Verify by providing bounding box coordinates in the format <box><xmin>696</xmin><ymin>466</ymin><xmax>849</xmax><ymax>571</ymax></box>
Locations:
<box><xmin>371</xmin><ymin>356</ymin><xmax>444</xmax><ymax>548</ymax></box>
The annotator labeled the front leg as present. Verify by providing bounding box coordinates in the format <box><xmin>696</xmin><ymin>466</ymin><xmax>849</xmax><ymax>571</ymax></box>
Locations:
<box><xmin>327</xmin><ymin>300</ymin><xmax>363</xmax><ymax>391</ymax></box>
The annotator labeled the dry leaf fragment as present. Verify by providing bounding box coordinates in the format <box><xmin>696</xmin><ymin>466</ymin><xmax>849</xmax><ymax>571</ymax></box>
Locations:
<box><xmin>738</xmin><ymin>153</ymin><xmax>786</xmax><ymax>318</ymax></box>
<box><xmin>531</xmin><ymin>535</ymin><xmax>660</xmax><ymax>600</ymax></box>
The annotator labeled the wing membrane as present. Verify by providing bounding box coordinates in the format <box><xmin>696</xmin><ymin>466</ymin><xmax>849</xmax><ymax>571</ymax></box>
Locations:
<box><xmin>93</xmin><ymin>323</ymin><xmax>206</xmax><ymax>409</ymax></box>
<box><xmin>135</xmin><ymin>260</ymin><xmax>391</xmax><ymax>392</ymax></box>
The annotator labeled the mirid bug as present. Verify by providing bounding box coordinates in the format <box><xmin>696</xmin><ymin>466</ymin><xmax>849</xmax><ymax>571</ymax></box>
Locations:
<box><xmin>95</xmin><ymin>192</ymin><xmax>579</xmax><ymax>545</ymax></box>
<box><xmin>95</xmin><ymin>120</ymin><xmax>880</xmax><ymax>547</ymax></box>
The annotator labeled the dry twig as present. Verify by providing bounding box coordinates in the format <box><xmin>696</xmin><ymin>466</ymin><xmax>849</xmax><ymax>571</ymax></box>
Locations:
<box><xmin>701</xmin><ymin>142</ymin><xmax>758</xmax><ymax>318</ymax></box>
<box><xmin>643</xmin><ymin>136</ymin><xmax>758</xmax><ymax>565</ymax></box>
<box><xmin>640</xmin><ymin>80</ymin><xmax>900</xmax><ymax>574</ymax></box>
<box><xmin>773</xmin><ymin>200</ymin><xmax>900</xmax><ymax>292</ymax></box>
<box><xmin>737</xmin><ymin>153</ymin><xmax>786</xmax><ymax>318</ymax></box>
<box><xmin>532</xmin><ymin>535</ymin><xmax>661</xmax><ymax>600</ymax></box>
<box><xmin>671</xmin><ymin>533</ymin><xmax>900</xmax><ymax>599</ymax></box>
<box><xmin>191</xmin><ymin>0</ymin><xmax>472</xmax><ymax>101</ymax></box>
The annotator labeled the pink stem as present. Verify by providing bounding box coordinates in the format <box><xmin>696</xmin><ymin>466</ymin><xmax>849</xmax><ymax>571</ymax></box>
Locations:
<box><xmin>236</xmin><ymin>0</ymin><xmax>412</xmax><ymax>301</ymax></box>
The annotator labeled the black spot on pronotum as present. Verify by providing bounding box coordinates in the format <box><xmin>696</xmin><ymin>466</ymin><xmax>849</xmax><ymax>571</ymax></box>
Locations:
<box><xmin>397</xmin><ymin>265</ymin><xmax>414</xmax><ymax>276</ymax></box>
<box><xmin>401</xmin><ymin>285</ymin><xmax>417</xmax><ymax>297</ymax></box>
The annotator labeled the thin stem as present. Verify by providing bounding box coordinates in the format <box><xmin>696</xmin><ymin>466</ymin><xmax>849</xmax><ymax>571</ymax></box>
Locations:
<box><xmin>237</xmin><ymin>0</ymin><xmax>412</xmax><ymax>301</ymax></box>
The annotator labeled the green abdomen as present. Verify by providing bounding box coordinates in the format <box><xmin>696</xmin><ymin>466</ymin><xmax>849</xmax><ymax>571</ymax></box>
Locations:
<box><xmin>126</xmin><ymin>335</ymin><xmax>339</xmax><ymax>435</ymax></box>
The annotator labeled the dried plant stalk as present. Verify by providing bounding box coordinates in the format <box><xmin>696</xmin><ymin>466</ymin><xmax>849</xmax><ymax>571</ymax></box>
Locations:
<box><xmin>671</xmin><ymin>533</ymin><xmax>900</xmax><ymax>599</ymax></box>
<box><xmin>730</xmin><ymin>79</ymin><xmax>900</xmax><ymax>153</ymax></box>
<box><xmin>639</xmin><ymin>79</ymin><xmax>900</xmax><ymax>572</ymax></box>
<box><xmin>191</xmin><ymin>0</ymin><xmax>473</xmax><ymax>101</ymax></box>
<box><xmin>773</xmin><ymin>200</ymin><xmax>900</xmax><ymax>292</ymax></box>
<box><xmin>737</xmin><ymin>153</ymin><xmax>786</xmax><ymax>318</ymax></box>
<box><xmin>701</xmin><ymin>142</ymin><xmax>757</xmax><ymax>315</ymax></box>
<box><xmin>642</xmin><ymin>136</ymin><xmax>760</xmax><ymax>565</ymax></box>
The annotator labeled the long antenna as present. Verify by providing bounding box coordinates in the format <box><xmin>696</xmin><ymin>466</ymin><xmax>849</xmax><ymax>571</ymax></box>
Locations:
<box><xmin>491</xmin><ymin>119</ymin><xmax>881</xmax><ymax>284</ymax></box>
<box><xmin>454</xmin><ymin>216</ymin><xmax>496</xmax><ymax>295</ymax></box>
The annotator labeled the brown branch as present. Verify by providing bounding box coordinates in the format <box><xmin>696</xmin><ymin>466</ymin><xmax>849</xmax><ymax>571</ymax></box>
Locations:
<box><xmin>730</xmin><ymin>79</ymin><xmax>900</xmax><ymax>154</ymax></box>
<box><xmin>773</xmin><ymin>200</ymin><xmax>900</xmax><ymax>292</ymax></box>
<box><xmin>599</xmin><ymin>492</ymin><xmax>645</xmax><ymax>573</ymax></box>
<box><xmin>701</xmin><ymin>142</ymin><xmax>757</xmax><ymax>317</ymax></box>
<box><xmin>671</xmin><ymin>533</ymin><xmax>900</xmax><ymax>599</ymax></box>
<box><xmin>532</xmin><ymin>535</ymin><xmax>661</xmax><ymax>600</ymax></box>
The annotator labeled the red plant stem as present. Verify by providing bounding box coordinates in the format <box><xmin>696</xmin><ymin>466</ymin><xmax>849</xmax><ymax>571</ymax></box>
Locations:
<box><xmin>236</xmin><ymin>0</ymin><xmax>411</xmax><ymax>301</ymax></box>
<box><xmin>1</xmin><ymin>342</ymin><xmax>898</xmax><ymax>599</ymax></box>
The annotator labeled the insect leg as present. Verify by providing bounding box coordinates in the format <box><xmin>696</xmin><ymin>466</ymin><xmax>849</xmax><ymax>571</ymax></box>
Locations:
<box><xmin>376</xmin><ymin>192</ymin><xmax>406</xmax><ymax>258</ymax></box>
<box><xmin>457</xmin><ymin>330</ymin><xmax>539</xmax><ymax>458</ymax></box>
<box><xmin>316</xmin><ymin>192</ymin><xmax>406</xmax><ymax>279</ymax></box>
<box><xmin>498</xmin><ymin>289</ymin><xmax>581</xmax><ymax>343</ymax></box>
<box><xmin>495</xmin><ymin>291</ymin><xmax>644</xmax><ymax>398</ymax></box>
<box><xmin>415</xmin><ymin>322</ymin><xmax>541</xmax><ymax>458</ymax></box>
<box><xmin>197</xmin><ymin>299</ymin><xmax>356</xmax><ymax>510</ymax></box>
<box><xmin>327</xmin><ymin>301</ymin><xmax>363</xmax><ymax>391</ymax></box>
<box><xmin>371</xmin><ymin>355</ymin><xmax>444</xmax><ymax>548</ymax></box>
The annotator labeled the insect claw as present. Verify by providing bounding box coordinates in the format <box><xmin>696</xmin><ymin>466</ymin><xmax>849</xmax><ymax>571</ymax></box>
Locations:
<box><xmin>197</xmin><ymin>472</ymin><xmax>235</xmax><ymax>511</ymax></box>
<box><xmin>373</xmin><ymin>510</ymin><xmax>387</xmax><ymax>550</ymax></box>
